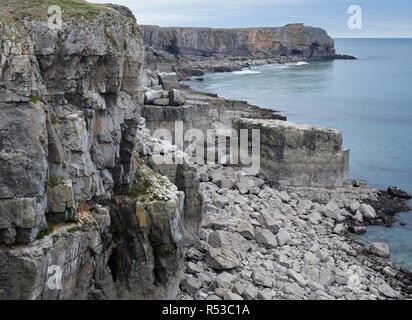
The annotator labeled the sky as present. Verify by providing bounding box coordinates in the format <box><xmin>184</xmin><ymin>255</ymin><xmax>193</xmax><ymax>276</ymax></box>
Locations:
<box><xmin>88</xmin><ymin>0</ymin><xmax>412</xmax><ymax>38</ymax></box>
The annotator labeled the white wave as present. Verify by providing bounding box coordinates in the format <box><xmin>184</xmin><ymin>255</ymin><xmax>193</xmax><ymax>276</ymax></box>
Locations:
<box><xmin>232</xmin><ymin>69</ymin><xmax>261</xmax><ymax>75</ymax></box>
<box><xmin>296</xmin><ymin>61</ymin><xmax>309</xmax><ymax>66</ymax></box>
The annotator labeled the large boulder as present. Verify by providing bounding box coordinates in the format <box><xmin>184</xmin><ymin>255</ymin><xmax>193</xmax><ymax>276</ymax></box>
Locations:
<box><xmin>169</xmin><ymin>89</ymin><xmax>186</xmax><ymax>106</ymax></box>
<box><xmin>205</xmin><ymin>247</ymin><xmax>241</xmax><ymax>270</ymax></box>
<box><xmin>158</xmin><ymin>72</ymin><xmax>179</xmax><ymax>90</ymax></box>
<box><xmin>255</xmin><ymin>228</ymin><xmax>278</xmax><ymax>249</ymax></box>
<box><xmin>370</xmin><ymin>242</ymin><xmax>390</xmax><ymax>258</ymax></box>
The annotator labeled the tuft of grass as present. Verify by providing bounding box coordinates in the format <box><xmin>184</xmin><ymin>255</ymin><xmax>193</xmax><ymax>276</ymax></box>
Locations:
<box><xmin>48</xmin><ymin>177</ymin><xmax>59</xmax><ymax>188</ymax></box>
<box><xmin>50</xmin><ymin>114</ymin><xmax>58</xmax><ymax>125</ymax></box>
<box><xmin>42</xmin><ymin>247</ymin><xmax>51</xmax><ymax>255</ymax></box>
<box><xmin>123</xmin><ymin>39</ymin><xmax>128</xmax><ymax>51</ymax></box>
<box><xmin>29</xmin><ymin>95</ymin><xmax>37</xmax><ymax>103</ymax></box>
<box><xmin>52</xmin><ymin>234</ymin><xmax>59</xmax><ymax>243</ymax></box>
<box><xmin>37</xmin><ymin>222</ymin><xmax>55</xmax><ymax>240</ymax></box>
<box><xmin>67</xmin><ymin>226</ymin><xmax>79</xmax><ymax>233</ymax></box>
<box><xmin>104</xmin><ymin>25</ymin><xmax>118</xmax><ymax>50</ymax></box>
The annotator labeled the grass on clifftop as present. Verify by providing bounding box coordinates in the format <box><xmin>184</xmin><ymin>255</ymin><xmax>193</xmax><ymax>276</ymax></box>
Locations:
<box><xmin>0</xmin><ymin>0</ymin><xmax>110</xmax><ymax>20</ymax></box>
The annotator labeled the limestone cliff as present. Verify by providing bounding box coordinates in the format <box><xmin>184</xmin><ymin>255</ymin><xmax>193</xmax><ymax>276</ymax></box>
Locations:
<box><xmin>0</xmin><ymin>1</ymin><xmax>202</xmax><ymax>299</ymax></box>
<box><xmin>141</xmin><ymin>24</ymin><xmax>336</xmax><ymax>59</ymax></box>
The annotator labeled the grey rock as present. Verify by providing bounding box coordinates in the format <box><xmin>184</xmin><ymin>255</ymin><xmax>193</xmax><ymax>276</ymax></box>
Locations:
<box><xmin>205</xmin><ymin>247</ymin><xmax>241</xmax><ymax>270</ymax></box>
<box><xmin>158</xmin><ymin>72</ymin><xmax>179</xmax><ymax>90</ymax></box>
<box><xmin>333</xmin><ymin>223</ymin><xmax>347</xmax><ymax>235</ymax></box>
<box><xmin>287</xmin><ymin>270</ymin><xmax>307</xmax><ymax>287</ymax></box>
<box><xmin>144</xmin><ymin>89</ymin><xmax>163</xmax><ymax>104</ymax></box>
<box><xmin>370</xmin><ymin>242</ymin><xmax>390</xmax><ymax>258</ymax></box>
<box><xmin>181</xmin><ymin>277</ymin><xmax>202</xmax><ymax>295</ymax></box>
<box><xmin>223</xmin><ymin>290</ymin><xmax>244</xmax><ymax>300</ymax></box>
<box><xmin>252</xmin><ymin>269</ymin><xmax>273</xmax><ymax>288</ymax></box>
<box><xmin>187</xmin><ymin>262</ymin><xmax>204</xmax><ymax>274</ymax></box>
<box><xmin>169</xmin><ymin>89</ymin><xmax>186</xmax><ymax>106</ymax></box>
<box><xmin>236</xmin><ymin>220</ymin><xmax>255</xmax><ymax>240</ymax></box>
<box><xmin>242</xmin><ymin>284</ymin><xmax>258</xmax><ymax>300</ymax></box>
<box><xmin>215</xmin><ymin>272</ymin><xmax>237</xmax><ymax>289</ymax></box>
<box><xmin>377</xmin><ymin>283</ymin><xmax>400</xmax><ymax>299</ymax></box>
<box><xmin>208</xmin><ymin>231</ymin><xmax>251</xmax><ymax>251</ymax></box>
<box><xmin>259</xmin><ymin>210</ymin><xmax>280</xmax><ymax>234</ymax></box>
<box><xmin>255</xmin><ymin>228</ymin><xmax>278</xmax><ymax>249</ymax></box>
<box><xmin>359</xmin><ymin>204</ymin><xmax>377</xmax><ymax>219</ymax></box>
<box><xmin>276</xmin><ymin>229</ymin><xmax>291</xmax><ymax>246</ymax></box>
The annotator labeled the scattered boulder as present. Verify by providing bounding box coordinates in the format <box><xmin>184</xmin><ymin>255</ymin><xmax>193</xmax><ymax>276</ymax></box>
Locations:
<box><xmin>252</xmin><ymin>269</ymin><xmax>273</xmax><ymax>288</ymax></box>
<box><xmin>180</xmin><ymin>277</ymin><xmax>202</xmax><ymax>295</ymax></box>
<box><xmin>236</xmin><ymin>176</ymin><xmax>256</xmax><ymax>194</ymax></box>
<box><xmin>387</xmin><ymin>186</ymin><xmax>411</xmax><ymax>199</ymax></box>
<box><xmin>377</xmin><ymin>283</ymin><xmax>400</xmax><ymax>298</ymax></box>
<box><xmin>255</xmin><ymin>228</ymin><xmax>278</xmax><ymax>249</ymax></box>
<box><xmin>307</xmin><ymin>211</ymin><xmax>322</xmax><ymax>225</ymax></box>
<box><xmin>236</xmin><ymin>220</ymin><xmax>255</xmax><ymax>240</ymax></box>
<box><xmin>259</xmin><ymin>210</ymin><xmax>280</xmax><ymax>234</ymax></box>
<box><xmin>223</xmin><ymin>290</ymin><xmax>244</xmax><ymax>300</ymax></box>
<box><xmin>278</xmin><ymin>191</ymin><xmax>291</xmax><ymax>203</ymax></box>
<box><xmin>205</xmin><ymin>247</ymin><xmax>241</xmax><ymax>270</ymax></box>
<box><xmin>333</xmin><ymin>223</ymin><xmax>347</xmax><ymax>235</ymax></box>
<box><xmin>359</xmin><ymin>203</ymin><xmax>376</xmax><ymax>219</ymax></box>
<box><xmin>144</xmin><ymin>89</ymin><xmax>163</xmax><ymax>104</ymax></box>
<box><xmin>215</xmin><ymin>272</ymin><xmax>237</xmax><ymax>289</ymax></box>
<box><xmin>370</xmin><ymin>242</ymin><xmax>390</xmax><ymax>258</ymax></box>
<box><xmin>276</xmin><ymin>229</ymin><xmax>291</xmax><ymax>246</ymax></box>
<box><xmin>242</xmin><ymin>284</ymin><xmax>258</xmax><ymax>300</ymax></box>
<box><xmin>208</xmin><ymin>231</ymin><xmax>251</xmax><ymax>251</ymax></box>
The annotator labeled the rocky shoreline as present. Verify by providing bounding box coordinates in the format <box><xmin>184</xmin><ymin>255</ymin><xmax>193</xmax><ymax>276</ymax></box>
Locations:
<box><xmin>177</xmin><ymin>164</ymin><xmax>412</xmax><ymax>300</ymax></box>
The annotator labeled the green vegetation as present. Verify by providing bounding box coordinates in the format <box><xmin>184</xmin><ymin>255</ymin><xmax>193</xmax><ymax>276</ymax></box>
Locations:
<box><xmin>104</xmin><ymin>25</ymin><xmax>118</xmax><ymax>50</ymax></box>
<box><xmin>123</xmin><ymin>39</ymin><xmax>128</xmax><ymax>51</ymax></box>
<box><xmin>0</xmin><ymin>0</ymin><xmax>111</xmax><ymax>20</ymax></box>
<box><xmin>37</xmin><ymin>222</ymin><xmax>55</xmax><ymax>240</ymax></box>
<box><xmin>50</xmin><ymin>114</ymin><xmax>58</xmax><ymax>125</ymax></box>
<box><xmin>29</xmin><ymin>95</ymin><xmax>37</xmax><ymax>103</ymax></box>
<box><xmin>67</xmin><ymin>226</ymin><xmax>79</xmax><ymax>233</ymax></box>
<box><xmin>131</xmin><ymin>169</ymin><xmax>152</xmax><ymax>196</ymax></box>
<box><xmin>150</xmin><ymin>194</ymin><xmax>170</xmax><ymax>202</ymax></box>
<box><xmin>42</xmin><ymin>247</ymin><xmax>51</xmax><ymax>254</ymax></box>
<box><xmin>52</xmin><ymin>234</ymin><xmax>59</xmax><ymax>243</ymax></box>
<box><xmin>48</xmin><ymin>177</ymin><xmax>59</xmax><ymax>188</ymax></box>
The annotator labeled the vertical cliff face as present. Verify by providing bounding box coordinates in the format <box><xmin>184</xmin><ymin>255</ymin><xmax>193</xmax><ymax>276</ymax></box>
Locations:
<box><xmin>0</xmin><ymin>5</ymin><xmax>145</xmax><ymax>244</ymax></box>
<box><xmin>0</xmin><ymin>2</ymin><xmax>202</xmax><ymax>300</ymax></box>
<box><xmin>141</xmin><ymin>23</ymin><xmax>336</xmax><ymax>59</ymax></box>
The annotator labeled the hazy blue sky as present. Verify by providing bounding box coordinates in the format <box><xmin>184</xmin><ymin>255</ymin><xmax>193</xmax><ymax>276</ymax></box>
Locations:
<box><xmin>89</xmin><ymin>0</ymin><xmax>412</xmax><ymax>38</ymax></box>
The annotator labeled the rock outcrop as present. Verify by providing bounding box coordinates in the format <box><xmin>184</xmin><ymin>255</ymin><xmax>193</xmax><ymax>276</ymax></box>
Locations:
<box><xmin>233</xmin><ymin>119</ymin><xmax>350</xmax><ymax>188</ymax></box>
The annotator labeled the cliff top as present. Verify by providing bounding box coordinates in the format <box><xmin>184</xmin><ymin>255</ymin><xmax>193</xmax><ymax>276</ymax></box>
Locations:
<box><xmin>0</xmin><ymin>0</ymin><xmax>113</xmax><ymax>20</ymax></box>
<box><xmin>140</xmin><ymin>23</ymin><xmax>323</xmax><ymax>32</ymax></box>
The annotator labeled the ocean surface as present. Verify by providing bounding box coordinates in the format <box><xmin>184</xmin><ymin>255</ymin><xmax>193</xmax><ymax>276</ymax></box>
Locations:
<box><xmin>186</xmin><ymin>39</ymin><xmax>412</xmax><ymax>270</ymax></box>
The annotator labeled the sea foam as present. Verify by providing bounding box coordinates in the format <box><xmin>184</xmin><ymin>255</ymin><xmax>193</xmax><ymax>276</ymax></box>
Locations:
<box><xmin>233</xmin><ymin>69</ymin><xmax>261</xmax><ymax>75</ymax></box>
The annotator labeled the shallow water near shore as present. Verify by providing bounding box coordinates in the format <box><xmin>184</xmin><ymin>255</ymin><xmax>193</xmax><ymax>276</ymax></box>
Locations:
<box><xmin>186</xmin><ymin>38</ymin><xmax>412</xmax><ymax>270</ymax></box>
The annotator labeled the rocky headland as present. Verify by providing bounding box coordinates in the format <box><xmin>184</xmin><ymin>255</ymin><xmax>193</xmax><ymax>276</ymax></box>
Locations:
<box><xmin>0</xmin><ymin>1</ymin><xmax>410</xmax><ymax>300</ymax></box>
<box><xmin>140</xmin><ymin>24</ymin><xmax>356</xmax><ymax>79</ymax></box>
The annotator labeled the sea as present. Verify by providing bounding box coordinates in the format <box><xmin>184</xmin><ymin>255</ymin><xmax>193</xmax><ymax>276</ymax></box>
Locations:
<box><xmin>185</xmin><ymin>39</ymin><xmax>412</xmax><ymax>270</ymax></box>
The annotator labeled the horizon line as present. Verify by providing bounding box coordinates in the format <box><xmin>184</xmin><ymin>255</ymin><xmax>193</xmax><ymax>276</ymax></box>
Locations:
<box><xmin>333</xmin><ymin>37</ymin><xmax>412</xmax><ymax>39</ymax></box>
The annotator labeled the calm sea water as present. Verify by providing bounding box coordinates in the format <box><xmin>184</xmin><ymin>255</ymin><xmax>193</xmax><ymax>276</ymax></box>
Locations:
<box><xmin>186</xmin><ymin>39</ymin><xmax>412</xmax><ymax>270</ymax></box>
